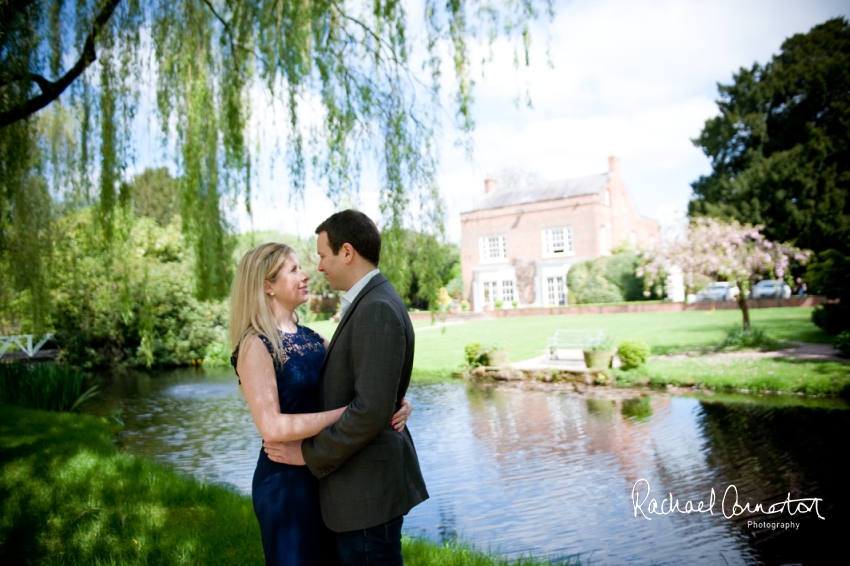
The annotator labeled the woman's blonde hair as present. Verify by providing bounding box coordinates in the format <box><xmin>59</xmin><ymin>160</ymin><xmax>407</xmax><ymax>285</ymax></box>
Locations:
<box><xmin>229</xmin><ymin>242</ymin><xmax>298</xmax><ymax>365</ymax></box>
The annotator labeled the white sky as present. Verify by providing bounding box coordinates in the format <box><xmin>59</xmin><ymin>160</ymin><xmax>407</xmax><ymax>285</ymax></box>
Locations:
<box><xmin>130</xmin><ymin>0</ymin><xmax>850</xmax><ymax>242</ymax></box>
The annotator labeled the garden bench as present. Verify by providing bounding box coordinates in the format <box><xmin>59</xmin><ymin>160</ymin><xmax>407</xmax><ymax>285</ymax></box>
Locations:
<box><xmin>547</xmin><ymin>329</ymin><xmax>605</xmax><ymax>360</ymax></box>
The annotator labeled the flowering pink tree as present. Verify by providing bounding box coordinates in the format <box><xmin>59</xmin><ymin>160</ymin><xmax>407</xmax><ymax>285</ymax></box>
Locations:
<box><xmin>639</xmin><ymin>218</ymin><xmax>811</xmax><ymax>329</ymax></box>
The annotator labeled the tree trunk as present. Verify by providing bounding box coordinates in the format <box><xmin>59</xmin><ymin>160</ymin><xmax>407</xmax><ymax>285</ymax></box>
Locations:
<box><xmin>737</xmin><ymin>280</ymin><xmax>750</xmax><ymax>329</ymax></box>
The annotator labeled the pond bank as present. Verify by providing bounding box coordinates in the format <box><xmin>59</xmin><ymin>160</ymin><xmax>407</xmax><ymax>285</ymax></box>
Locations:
<box><xmin>0</xmin><ymin>405</ymin><xmax>577</xmax><ymax>566</ymax></box>
<box><xmin>457</xmin><ymin>341</ymin><xmax>850</xmax><ymax>398</ymax></box>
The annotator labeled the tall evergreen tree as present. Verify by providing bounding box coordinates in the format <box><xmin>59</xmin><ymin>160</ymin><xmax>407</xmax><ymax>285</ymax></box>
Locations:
<box><xmin>689</xmin><ymin>17</ymin><xmax>850</xmax><ymax>295</ymax></box>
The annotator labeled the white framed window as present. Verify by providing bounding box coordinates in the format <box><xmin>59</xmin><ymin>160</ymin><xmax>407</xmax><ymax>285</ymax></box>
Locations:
<box><xmin>482</xmin><ymin>281</ymin><xmax>495</xmax><ymax>305</ymax></box>
<box><xmin>547</xmin><ymin>276</ymin><xmax>566</xmax><ymax>306</ymax></box>
<box><xmin>480</xmin><ymin>278</ymin><xmax>516</xmax><ymax>307</ymax></box>
<box><xmin>501</xmin><ymin>280</ymin><xmax>514</xmax><ymax>303</ymax></box>
<box><xmin>479</xmin><ymin>235</ymin><xmax>507</xmax><ymax>262</ymax></box>
<box><xmin>542</xmin><ymin>227</ymin><xmax>573</xmax><ymax>257</ymax></box>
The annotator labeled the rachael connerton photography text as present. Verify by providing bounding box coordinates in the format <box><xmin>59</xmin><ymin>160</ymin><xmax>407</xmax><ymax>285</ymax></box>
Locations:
<box><xmin>631</xmin><ymin>479</ymin><xmax>825</xmax><ymax>521</ymax></box>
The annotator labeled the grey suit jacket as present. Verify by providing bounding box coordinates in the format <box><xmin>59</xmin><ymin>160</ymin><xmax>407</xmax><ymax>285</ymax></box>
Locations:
<box><xmin>301</xmin><ymin>273</ymin><xmax>429</xmax><ymax>532</ymax></box>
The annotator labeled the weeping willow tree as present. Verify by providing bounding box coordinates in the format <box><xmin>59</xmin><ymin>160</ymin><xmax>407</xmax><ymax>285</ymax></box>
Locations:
<box><xmin>1</xmin><ymin>0</ymin><xmax>552</xmax><ymax>331</ymax></box>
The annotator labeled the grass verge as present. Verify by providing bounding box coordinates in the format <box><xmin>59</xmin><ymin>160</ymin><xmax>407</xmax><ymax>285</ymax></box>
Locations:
<box><xmin>403</xmin><ymin>536</ymin><xmax>580</xmax><ymax>565</ymax></box>
<box><xmin>615</xmin><ymin>357</ymin><xmax>850</xmax><ymax>396</ymax></box>
<box><xmin>0</xmin><ymin>406</ymin><xmax>577</xmax><ymax>565</ymax></box>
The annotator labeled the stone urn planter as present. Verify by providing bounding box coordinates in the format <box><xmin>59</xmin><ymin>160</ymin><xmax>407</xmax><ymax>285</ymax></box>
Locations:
<box><xmin>486</xmin><ymin>349</ymin><xmax>509</xmax><ymax>367</ymax></box>
<box><xmin>583</xmin><ymin>349</ymin><xmax>616</xmax><ymax>369</ymax></box>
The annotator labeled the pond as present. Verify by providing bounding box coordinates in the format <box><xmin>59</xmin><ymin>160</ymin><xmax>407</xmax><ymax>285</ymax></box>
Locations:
<box><xmin>84</xmin><ymin>368</ymin><xmax>848</xmax><ymax>565</ymax></box>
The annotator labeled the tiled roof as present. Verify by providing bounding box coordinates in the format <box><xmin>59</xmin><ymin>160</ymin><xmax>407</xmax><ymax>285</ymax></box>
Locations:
<box><xmin>471</xmin><ymin>172</ymin><xmax>609</xmax><ymax>211</ymax></box>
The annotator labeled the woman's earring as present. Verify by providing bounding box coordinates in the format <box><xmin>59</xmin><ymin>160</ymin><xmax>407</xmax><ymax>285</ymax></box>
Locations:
<box><xmin>270</xmin><ymin>292</ymin><xmax>275</xmax><ymax>296</ymax></box>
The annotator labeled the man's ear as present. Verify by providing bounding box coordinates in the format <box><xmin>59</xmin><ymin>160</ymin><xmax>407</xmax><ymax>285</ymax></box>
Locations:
<box><xmin>341</xmin><ymin>243</ymin><xmax>356</xmax><ymax>265</ymax></box>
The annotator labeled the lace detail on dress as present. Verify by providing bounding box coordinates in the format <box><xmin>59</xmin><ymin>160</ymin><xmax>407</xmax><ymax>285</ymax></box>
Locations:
<box><xmin>230</xmin><ymin>326</ymin><xmax>325</xmax><ymax>383</ymax></box>
<box><xmin>280</xmin><ymin>328</ymin><xmax>325</xmax><ymax>357</ymax></box>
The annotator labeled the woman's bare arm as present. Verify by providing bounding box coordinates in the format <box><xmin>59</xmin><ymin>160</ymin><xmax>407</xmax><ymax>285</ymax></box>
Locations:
<box><xmin>237</xmin><ymin>335</ymin><xmax>345</xmax><ymax>442</ymax></box>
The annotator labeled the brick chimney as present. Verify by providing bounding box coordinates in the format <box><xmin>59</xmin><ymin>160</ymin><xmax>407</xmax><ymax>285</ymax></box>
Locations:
<box><xmin>608</xmin><ymin>155</ymin><xmax>620</xmax><ymax>175</ymax></box>
<box><xmin>484</xmin><ymin>175</ymin><xmax>498</xmax><ymax>194</ymax></box>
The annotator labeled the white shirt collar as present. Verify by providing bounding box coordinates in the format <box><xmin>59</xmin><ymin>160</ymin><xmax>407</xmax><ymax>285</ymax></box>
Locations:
<box><xmin>340</xmin><ymin>269</ymin><xmax>381</xmax><ymax>318</ymax></box>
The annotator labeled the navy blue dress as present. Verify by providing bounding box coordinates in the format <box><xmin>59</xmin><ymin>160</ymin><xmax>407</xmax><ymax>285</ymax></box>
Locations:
<box><xmin>232</xmin><ymin>326</ymin><xmax>339</xmax><ymax>566</ymax></box>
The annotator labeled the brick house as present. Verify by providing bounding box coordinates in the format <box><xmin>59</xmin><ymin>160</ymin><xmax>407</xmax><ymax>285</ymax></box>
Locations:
<box><xmin>459</xmin><ymin>156</ymin><xmax>660</xmax><ymax>311</ymax></box>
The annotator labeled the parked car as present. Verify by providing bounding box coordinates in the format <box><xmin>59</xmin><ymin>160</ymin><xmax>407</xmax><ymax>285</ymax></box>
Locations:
<box><xmin>695</xmin><ymin>282</ymin><xmax>739</xmax><ymax>302</ymax></box>
<box><xmin>750</xmin><ymin>279</ymin><xmax>792</xmax><ymax>299</ymax></box>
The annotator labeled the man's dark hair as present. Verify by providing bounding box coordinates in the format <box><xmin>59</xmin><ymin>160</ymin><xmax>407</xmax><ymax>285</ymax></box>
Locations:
<box><xmin>316</xmin><ymin>209</ymin><xmax>382</xmax><ymax>266</ymax></box>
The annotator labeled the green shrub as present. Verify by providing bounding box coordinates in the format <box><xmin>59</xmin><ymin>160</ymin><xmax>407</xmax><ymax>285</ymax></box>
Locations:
<box><xmin>617</xmin><ymin>340</ymin><xmax>651</xmax><ymax>369</ymax></box>
<box><xmin>835</xmin><ymin>331</ymin><xmax>850</xmax><ymax>357</ymax></box>
<box><xmin>812</xmin><ymin>304</ymin><xmax>850</xmax><ymax>335</ymax></box>
<box><xmin>566</xmin><ymin>251</ymin><xmax>653</xmax><ymax>305</ymax></box>
<box><xmin>51</xmin><ymin>210</ymin><xmax>228</xmax><ymax>368</ymax></box>
<box><xmin>460</xmin><ymin>299</ymin><xmax>469</xmax><ymax>312</ymax></box>
<box><xmin>464</xmin><ymin>342</ymin><xmax>484</xmax><ymax>367</ymax></box>
<box><xmin>0</xmin><ymin>362</ymin><xmax>98</xmax><ymax>412</ymax></box>
<box><xmin>717</xmin><ymin>326</ymin><xmax>781</xmax><ymax>351</ymax></box>
<box><xmin>494</xmin><ymin>299</ymin><xmax>504</xmax><ymax>309</ymax></box>
<box><xmin>463</xmin><ymin>341</ymin><xmax>506</xmax><ymax>367</ymax></box>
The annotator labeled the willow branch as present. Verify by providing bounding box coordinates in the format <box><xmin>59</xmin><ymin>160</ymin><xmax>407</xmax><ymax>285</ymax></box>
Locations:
<box><xmin>0</xmin><ymin>0</ymin><xmax>123</xmax><ymax>129</ymax></box>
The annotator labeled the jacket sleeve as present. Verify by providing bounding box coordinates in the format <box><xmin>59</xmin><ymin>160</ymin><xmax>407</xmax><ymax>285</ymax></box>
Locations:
<box><xmin>301</xmin><ymin>299</ymin><xmax>406</xmax><ymax>478</ymax></box>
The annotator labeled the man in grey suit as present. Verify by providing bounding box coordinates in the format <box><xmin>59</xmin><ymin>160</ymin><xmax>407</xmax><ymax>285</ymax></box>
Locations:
<box><xmin>265</xmin><ymin>210</ymin><xmax>428</xmax><ymax>565</ymax></box>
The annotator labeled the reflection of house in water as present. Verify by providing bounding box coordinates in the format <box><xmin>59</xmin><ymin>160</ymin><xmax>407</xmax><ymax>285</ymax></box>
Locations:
<box><xmin>459</xmin><ymin>156</ymin><xmax>660</xmax><ymax>311</ymax></box>
<box><xmin>465</xmin><ymin>387</ymin><xmax>671</xmax><ymax>487</ymax></box>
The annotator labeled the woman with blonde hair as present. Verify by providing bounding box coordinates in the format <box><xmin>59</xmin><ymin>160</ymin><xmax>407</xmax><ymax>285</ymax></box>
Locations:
<box><xmin>230</xmin><ymin>242</ymin><xmax>410</xmax><ymax>566</ymax></box>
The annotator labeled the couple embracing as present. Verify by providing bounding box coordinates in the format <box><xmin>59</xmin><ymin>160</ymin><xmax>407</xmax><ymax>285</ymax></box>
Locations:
<box><xmin>229</xmin><ymin>210</ymin><xmax>428</xmax><ymax>565</ymax></box>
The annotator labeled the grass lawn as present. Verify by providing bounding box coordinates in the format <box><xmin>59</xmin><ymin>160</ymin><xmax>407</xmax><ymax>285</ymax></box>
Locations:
<box><xmin>403</xmin><ymin>307</ymin><xmax>831</xmax><ymax>378</ymax></box>
<box><xmin>0</xmin><ymin>406</ymin><xmax>578</xmax><ymax>565</ymax></box>
<box><xmin>618</xmin><ymin>356</ymin><xmax>850</xmax><ymax>397</ymax></box>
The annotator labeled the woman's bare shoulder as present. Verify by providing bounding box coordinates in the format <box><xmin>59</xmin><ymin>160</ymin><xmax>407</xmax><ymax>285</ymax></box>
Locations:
<box><xmin>236</xmin><ymin>334</ymin><xmax>273</xmax><ymax>370</ymax></box>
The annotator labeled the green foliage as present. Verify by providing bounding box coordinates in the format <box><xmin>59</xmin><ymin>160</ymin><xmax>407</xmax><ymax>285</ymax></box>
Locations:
<box><xmin>811</xmin><ymin>304</ymin><xmax>850</xmax><ymax>335</ymax></box>
<box><xmin>834</xmin><ymin>331</ymin><xmax>850</xmax><ymax>357</ymax></box>
<box><xmin>0</xmin><ymin>362</ymin><xmax>98</xmax><ymax>412</ymax></box>
<box><xmin>494</xmin><ymin>299</ymin><xmax>504</xmax><ymax>309</ymax></box>
<box><xmin>444</xmin><ymin>261</ymin><xmax>463</xmax><ymax>299</ymax></box>
<box><xmin>51</xmin><ymin>209</ymin><xmax>227</xmax><ymax>368</ymax></box>
<box><xmin>717</xmin><ymin>326</ymin><xmax>781</xmax><ymax>351</ymax></box>
<box><xmin>621</xmin><ymin>396</ymin><xmax>653</xmax><ymax>420</ymax></box>
<box><xmin>381</xmin><ymin>229</ymin><xmax>459</xmax><ymax>310</ymax></box>
<box><xmin>689</xmin><ymin>18</ymin><xmax>850</xmax><ymax>300</ymax></box>
<box><xmin>0</xmin><ymin>121</ymin><xmax>53</xmax><ymax>332</ymax></box>
<box><xmin>617</xmin><ymin>340</ymin><xmax>651</xmax><ymax>370</ymax></box>
<box><xmin>605</xmin><ymin>252</ymin><xmax>647</xmax><ymax>301</ymax></box>
<box><xmin>465</xmin><ymin>342</ymin><xmax>485</xmax><ymax>367</ymax></box>
<box><xmin>202</xmin><ymin>339</ymin><xmax>232</xmax><ymax>367</ymax></box>
<box><xmin>460</xmin><ymin>299</ymin><xmax>470</xmax><ymax>312</ymax></box>
<box><xmin>129</xmin><ymin>167</ymin><xmax>179</xmax><ymax>226</ymax></box>
<box><xmin>567</xmin><ymin>251</ymin><xmax>648</xmax><ymax>304</ymax></box>
<box><xmin>463</xmin><ymin>341</ymin><xmax>505</xmax><ymax>367</ymax></box>
<box><xmin>1</xmin><ymin>0</ymin><xmax>553</xmax><ymax>330</ymax></box>
<box><xmin>586</xmin><ymin>334</ymin><xmax>615</xmax><ymax>351</ymax></box>
<box><xmin>807</xmin><ymin>249</ymin><xmax>850</xmax><ymax>303</ymax></box>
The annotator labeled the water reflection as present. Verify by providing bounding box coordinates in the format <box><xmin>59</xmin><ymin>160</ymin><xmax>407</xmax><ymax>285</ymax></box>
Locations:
<box><xmin>85</xmin><ymin>370</ymin><xmax>848</xmax><ymax>565</ymax></box>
